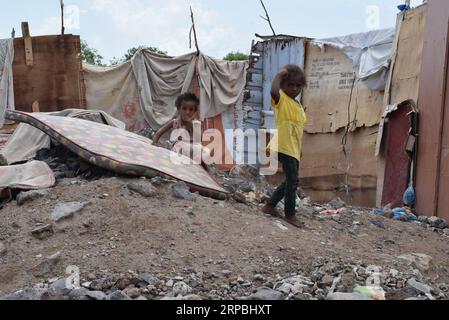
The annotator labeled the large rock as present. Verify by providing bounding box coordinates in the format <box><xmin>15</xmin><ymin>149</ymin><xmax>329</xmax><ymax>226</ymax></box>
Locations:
<box><xmin>398</xmin><ymin>253</ymin><xmax>433</xmax><ymax>272</ymax></box>
<box><xmin>407</xmin><ymin>279</ymin><xmax>433</xmax><ymax>295</ymax></box>
<box><xmin>247</xmin><ymin>288</ymin><xmax>285</xmax><ymax>301</ymax></box>
<box><xmin>51</xmin><ymin>202</ymin><xmax>86</xmax><ymax>222</ymax></box>
<box><xmin>127</xmin><ymin>181</ymin><xmax>157</xmax><ymax>198</ymax></box>
<box><xmin>326</xmin><ymin>293</ymin><xmax>371</xmax><ymax>300</ymax></box>
<box><xmin>171</xmin><ymin>182</ymin><xmax>197</xmax><ymax>201</ymax></box>
<box><xmin>17</xmin><ymin>190</ymin><xmax>49</xmax><ymax>206</ymax></box>
<box><xmin>49</xmin><ymin>278</ymin><xmax>71</xmax><ymax>296</ymax></box>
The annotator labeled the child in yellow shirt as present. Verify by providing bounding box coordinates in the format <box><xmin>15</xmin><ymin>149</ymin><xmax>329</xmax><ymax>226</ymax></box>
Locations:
<box><xmin>262</xmin><ymin>65</ymin><xmax>307</xmax><ymax>228</ymax></box>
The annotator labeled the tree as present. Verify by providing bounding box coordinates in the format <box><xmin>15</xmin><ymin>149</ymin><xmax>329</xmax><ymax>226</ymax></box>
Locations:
<box><xmin>110</xmin><ymin>46</ymin><xmax>168</xmax><ymax>65</ymax></box>
<box><xmin>79</xmin><ymin>40</ymin><xmax>104</xmax><ymax>65</ymax></box>
<box><xmin>223</xmin><ymin>51</ymin><xmax>249</xmax><ymax>61</ymax></box>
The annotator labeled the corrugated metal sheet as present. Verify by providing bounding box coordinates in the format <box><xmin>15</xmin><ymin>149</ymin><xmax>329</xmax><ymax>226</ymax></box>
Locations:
<box><xmin>260</xmin><ymin>38</ymin><xmax>305</xmax><ymax>129</ymax></box>
<box><xmin>239</xmin><ymin>37</ymin><xmax>305</xmax><ymax>165</ymax></box>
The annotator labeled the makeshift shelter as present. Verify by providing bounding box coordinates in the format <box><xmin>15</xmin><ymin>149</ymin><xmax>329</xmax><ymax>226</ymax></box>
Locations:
<box><xmin>244</xmin><ymin>28</ymin><xmax>395</xmax><ymax>206</ymax></box>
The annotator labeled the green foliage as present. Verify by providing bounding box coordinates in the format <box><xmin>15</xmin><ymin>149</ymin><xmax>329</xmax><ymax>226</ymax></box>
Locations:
<box><xmin>110</xmin><ymin>46</ymin><xmax>168</xmax><ymax>65</ymax></box>
<box><xmin>223</xmin><ymin>51</ymin><xmax>249</xmax><ymax>61</ymax></box>
<box><xmin>79</xmin><ymin>40</ymin><xmax>104</xmax><ymax>65</ymax></box>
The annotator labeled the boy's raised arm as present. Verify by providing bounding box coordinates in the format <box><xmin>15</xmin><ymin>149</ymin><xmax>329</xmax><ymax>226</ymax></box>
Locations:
<box><xmin>271</xmin><ymin>68</ymin><xmax>289</xmax><ymax>104</ymax></box>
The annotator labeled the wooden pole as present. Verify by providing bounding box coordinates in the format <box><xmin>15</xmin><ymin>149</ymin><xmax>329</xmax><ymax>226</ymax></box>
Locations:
<box><xmin>259</xmin><ymin>0</ymin><xmax>276</xmax><ymax>36</ymax></box>
<box><xmin>60</xmin><ymin>0</ymin><xmax>65</xmax><ymax>35</ymax></box>
<box><xmin>21</xmin><ymin>22</ymin><xmax>34</xmax><ymax>66</ymax></box>
<box><xmin>190</xmin><ymin>6</ymin><xmax>200</xmax><ymax>55</ymax></box>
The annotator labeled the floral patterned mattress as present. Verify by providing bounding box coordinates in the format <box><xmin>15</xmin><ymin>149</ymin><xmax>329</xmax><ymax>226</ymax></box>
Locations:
<box><xmin>6</xmin><ymin>111</ymin><xmax>228</xmax><ymax>200</ymax></box>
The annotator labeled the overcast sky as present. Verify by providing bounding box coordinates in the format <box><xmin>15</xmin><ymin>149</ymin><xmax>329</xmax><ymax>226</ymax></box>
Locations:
<box><xmin>0</xmin><ymin>0</ymin><xmax>425</xmax><ymax>62</ymax></box>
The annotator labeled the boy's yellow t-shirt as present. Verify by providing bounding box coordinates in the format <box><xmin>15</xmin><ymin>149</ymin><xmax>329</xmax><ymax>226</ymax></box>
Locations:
<box><xmin>267</xmin><ymin>90</ymin><xmax>307</xmax><ymax>161</ymax></box>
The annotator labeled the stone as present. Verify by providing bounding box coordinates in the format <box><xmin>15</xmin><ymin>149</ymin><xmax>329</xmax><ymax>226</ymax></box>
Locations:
<box><xmin>320</xmin><ymin>275</ymin><xmax>335</xmax><ymax>287</ymax></box>
<box><xmin>417</xmin><ymin>216</ymin><xmax>429</xmax><ymax>224</ymax></box>
<box><xmin>221</xmin><ymin>270</ymin><xmax>232</xmax><ymax>276</ymax></box>
<box><xmin>297</xmin><ymin>204</ymin><xmax>315</xmax><ymax>216</ymax></box>
<box><xmin>229</xmin><ymin>165</ymin><xmax>259</xmax><ymax>180</ymax></box>
<box><xmin>253</xmin><ymin>274</ymin><xmax>265</xmax><ymax>281</ymax></box>
<box><xmin>398</xmin><ymin>253</ymin><xmax>433</xmax><ymax>272</ymax></box>
<box><xmin>225</xmin><ymin>178</ymin><xmax>255</xmax><ymax>193</ymax></box>
<box><xmin>31</xmin><ymin>224</ymin><xmax>54</xmax><ymax>240</ymax></box>
<box><xmin>0</xmin><ymin>241</ymin><xmax>6</xmax><ymax>256</ymax></box>
<box><xmin>247</xmin><ymin>288</ymin><xmax>285</xmax><ymax>301</ymax></box>
<box><xmin>1</xmin><ymin>288</ymin><xmax>50</xmax><ymax>300</ymax></box>
<box><xmin>428</xmin><ymin>216</ymin><xmax>447</xmax><ymax>229</ymax></box>
<box><xmin>390</xmin><ymin>269</ymin><xmax>399</xmax><ymax>278</ymax></box>
<box><xmin>16</xmin><ymin>190</ymin><xmax>49</xmax><ymax>206</ymax></box>
<box><xmin>31</xmin><ymin>252</ymin><xmax>62</xmax><ymax>277</ymax></box>
<box><xmin>85</xmin><ymin>290</ymin><xmax>107</xmax><ymax>300</ymax></box>
<box><xmin>181</xmin><ymin>294</ymin><xmax>203</xmax><ymax>300</ymax></box>
<box><xmin>124</xmin><ymin>288</ymin><xmax>141</xmax><ymax>299</ymax></box>
<box><xmin>51</xmin><ymin>202</ymin><xmax>86</xmax><ymax>222</ymax></box>
<box><xmin>135</xmin><ymin>296</ymin><xmax>148</xmax><ymax>300</ymax></box>
<box><xmin>233</xmin><ymin>192</ymin><xmax>247</xmax><ymax>204</ymax></box>
<box><xmin>443</xmin><ymin>229</ymin><xmax>449</xmax><ymax>236</ymax></box>
<box><xmin>385</xmin><ymin>287</ymin><xmax>420</xmax><ymax>300</ymax></box>
<box><xmin>49</xmin><ymin>278</ymin><xmax>70</xmax><ymax>296</ymax></box>
<box><xmin>139</xmin><ymin>273</ymin><xmax>158</xmax><ymax>286</ymax></box>
<box><xmin>68</xmin><ymin>288</ymin><xmax>90</xmax><ymax>300</ymax></box>
<box><xmin>127</xmin><ymin>181</ymin><xmax>157</xmax><ymax>198</ymax></box>
<box><xmin>328</xmin><ymin>197</ymin><xmax>346</xmax><ymax>209</ymax></box>
<box><xmin>171</xmin><ymin>182</ymin><xmax>197</xmax><ymax>202</ymax></box>
<box><xmin>107</xmin><ymin>291</ymin><xmax>132</xmax><ymax>301</ymax></box>
<box><xmin>166</xmin><ymin>280</ymin><xmax>174</xmax><ymax>287</ymax></box>
<box><xmin>172</xmin><ymin>282</ymin><xmax>193</xmax><ymax>297</ymax></box>
<box><xmin>372</xmin><ymin>220</ymin><xmax>386</xmax><ymax>229</ymax></box>
<box><xmin>407</xmin><ymin>279</ymin><xmax>433</xmax><ymax>295</ymax></box>
<box><xmin>326</xmin><ymin>292</ymin><xmax>371</xmax><ymax>301</ymax></box>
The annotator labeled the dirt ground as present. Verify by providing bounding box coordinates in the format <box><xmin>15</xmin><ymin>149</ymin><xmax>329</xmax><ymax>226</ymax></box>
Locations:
<box><xmin>1</xmin><ymin>175</ymin><xmax>449</xmax><ymax>299</ymax></box>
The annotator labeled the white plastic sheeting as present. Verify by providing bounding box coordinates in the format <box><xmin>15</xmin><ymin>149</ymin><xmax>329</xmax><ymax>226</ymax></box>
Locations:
<box><xmin>313</xmin><ymin>28</ymin><xmax>395</xmax><ymax>90</ymax></box>
<box><xmin>0</xmin><ymin>38</ymin><xmax>15</xmax><ymax>127</ymax></box>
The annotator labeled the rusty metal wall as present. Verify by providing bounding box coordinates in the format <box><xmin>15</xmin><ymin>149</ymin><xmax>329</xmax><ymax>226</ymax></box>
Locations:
<box><xmin>13</xmin><ymin>35</ymin><xmax>85</xmax><ymax>113</ymax></box>
<box><xmin>416</xmin><ymin>0</ymin><xmax>449</xmax><ymax>220</ymax></box>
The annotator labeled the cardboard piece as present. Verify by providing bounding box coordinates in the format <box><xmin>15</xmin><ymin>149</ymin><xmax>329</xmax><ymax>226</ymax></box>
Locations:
<box><xmin>302</xmin><ymin>42</ymin><xmax>384</xmax><ymax>134</ymax></box>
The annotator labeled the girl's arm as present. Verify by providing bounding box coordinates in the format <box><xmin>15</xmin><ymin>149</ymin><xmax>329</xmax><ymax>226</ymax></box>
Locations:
<box><xmin>271</xmin><ymin>68</ymin><xmax>289</xmax><ymax>104</ymax></box>
<box><xmin>152</xmin><ymin>120</ymin><xmax>174</xmax><ymax>145</ymax></box>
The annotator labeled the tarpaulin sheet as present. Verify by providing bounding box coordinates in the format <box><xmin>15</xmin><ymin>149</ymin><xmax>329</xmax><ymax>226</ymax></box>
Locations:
<box><xmin>0</xmin><ymin>38</ymin><xmax>15</xmax><ymax>127</ymax></box>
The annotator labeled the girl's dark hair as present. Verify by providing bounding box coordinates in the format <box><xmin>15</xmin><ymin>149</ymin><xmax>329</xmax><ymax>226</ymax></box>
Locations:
<box><xmin>281</xmin><ymin>64</ymin><xmax>306</xmax><ymax>86</ymax></box>
<box><xmin>175</xmin><ymin>92</ymin><xmax>200</xmax><ymax>110</ymax></box>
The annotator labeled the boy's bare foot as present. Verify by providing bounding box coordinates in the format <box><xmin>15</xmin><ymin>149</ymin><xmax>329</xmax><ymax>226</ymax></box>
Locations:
<box><xmin>261</xmin><ymin>204</ymin><xmax>283</xmax><ymax>218</ymax></box>
<box><xmin>284</xmin><ymin>216</ymin><xmax>305</xmax><ymax>228</ymax></box>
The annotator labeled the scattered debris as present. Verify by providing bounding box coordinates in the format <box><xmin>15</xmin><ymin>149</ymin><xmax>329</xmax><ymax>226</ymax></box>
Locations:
<box><xmin>31</xmin><ymin>224</ymin><xmax>54</xmax><ymax>240</ymax></box>
<box><xmin>16</xmin><ymin>190</ymin><xmax>49</xmax><ymax>206</ymax></box>
<box><xmin>51</xmin><ymin>202</ymin><xmax>86</xmax><ymax>222</ymax></box>
<box><xmin>171</xmin><ymin>182</ymin><xmax>197</xmax><ymax>202</ymax></box>
<box><xmin>398</xmin><ymin>253</ymin><xmax>433</xmax><ymax>272</ymax></box>
<box><xmin>127</xmin><ymin>181</ymin><xmax>157</xmax><ymax>198</ymax></box>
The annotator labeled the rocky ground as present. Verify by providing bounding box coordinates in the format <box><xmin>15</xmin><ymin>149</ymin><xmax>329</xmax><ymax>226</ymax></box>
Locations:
<box><xmin>1</xmin><ymin>164</ymin><xmax>449</xmax><ymax>301</ymax></box>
